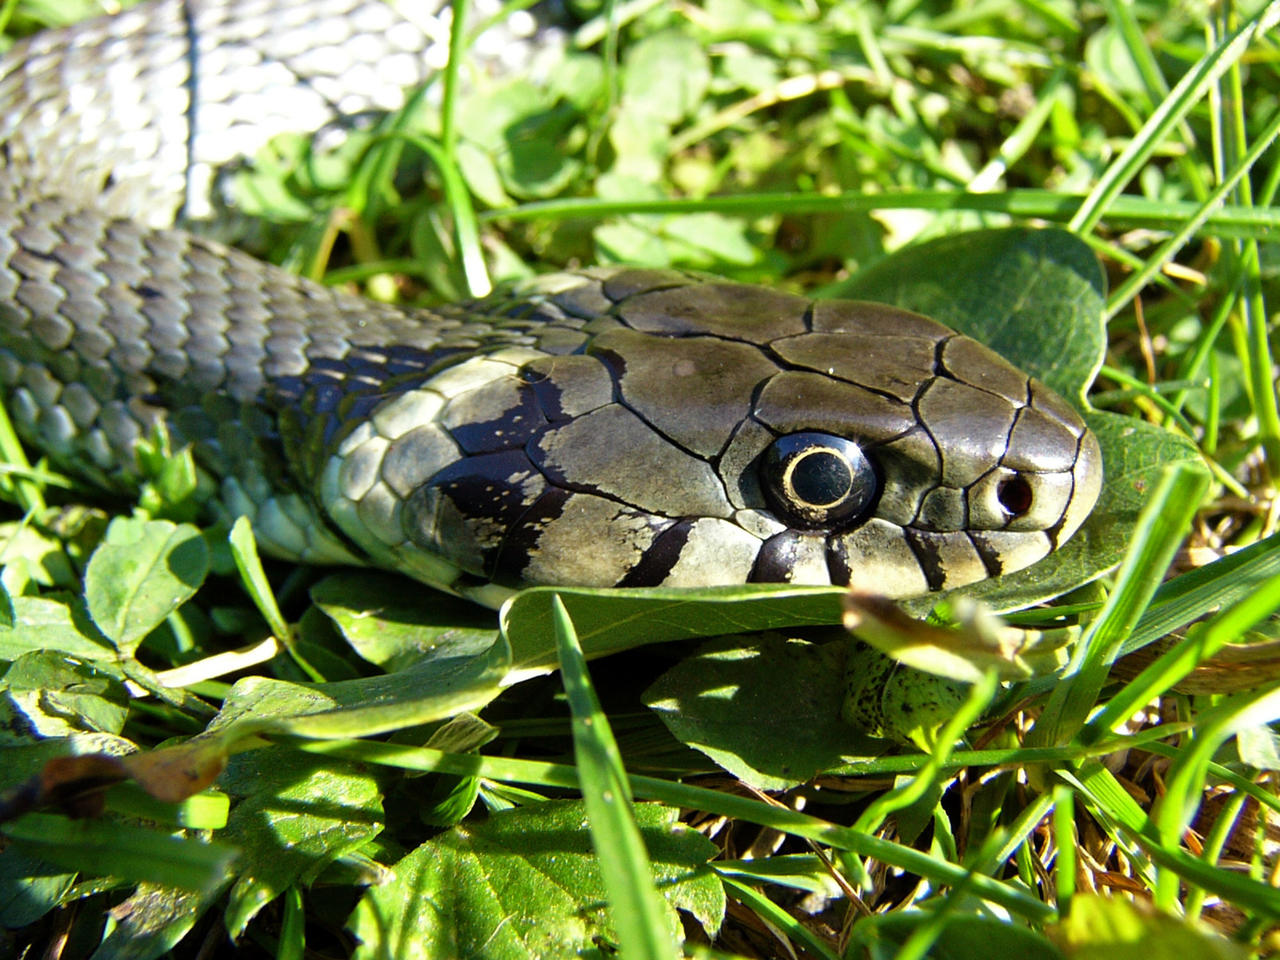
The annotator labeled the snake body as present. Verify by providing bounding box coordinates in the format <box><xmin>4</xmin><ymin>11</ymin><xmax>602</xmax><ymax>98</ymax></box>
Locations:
<box><xmin>0</xmin><ymin>1</ymin><xmax>1102</xmax><ymax>607</ymax></box>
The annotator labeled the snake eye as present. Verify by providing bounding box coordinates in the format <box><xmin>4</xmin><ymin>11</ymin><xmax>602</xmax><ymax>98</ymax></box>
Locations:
<box><xmin>997</xmin><ymin>476</ymin><xmax>1034</xmax><ymax>517</ymax></box>
<box><xmin>761</xmin><ymin>432</ymin><xmax>879</xmax><ymax>529</ymax></box>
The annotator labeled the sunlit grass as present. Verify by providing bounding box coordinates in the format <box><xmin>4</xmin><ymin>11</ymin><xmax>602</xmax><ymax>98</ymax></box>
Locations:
<box><xmin>1</xmin><ymin>0</ymin><xmax>1279</xmax><ymax>957</ymax></box>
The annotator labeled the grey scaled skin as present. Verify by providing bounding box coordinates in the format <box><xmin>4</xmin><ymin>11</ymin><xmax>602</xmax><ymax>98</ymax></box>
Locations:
<box><xmin>0</xmin><ymin>1</ymin><xmax>1103</xmax><ymax>609</ymax></box>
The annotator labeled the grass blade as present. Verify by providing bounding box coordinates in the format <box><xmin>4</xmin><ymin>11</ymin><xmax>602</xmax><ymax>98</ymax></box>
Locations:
<box><xmin>552</xmin><ymin>595</ymin><xmax>677</xmax><ymax>958</ymax></box>
<box><xmin>1028</xmin><ymin>462</ymin><xmax>1209</xmax><ymax>746</ymax></box>
<box><xmin>3</xmin><ymin>812</ymin><xmax>235</xmax><ymax>893</ymax></box>
<box><xmin>228</xmin><ymin>517</ymin><xmax>323</xmax><ymax>682</ymax></box>
<box><xmin>286</xmin><ymin>738</ymin><xmax>1058</xmax><ymax>923</ymax></box>
<box><xmin>1068</xmin><ymin>2</ymin><xmax>1280</xmax><ymax>233</ymax></box>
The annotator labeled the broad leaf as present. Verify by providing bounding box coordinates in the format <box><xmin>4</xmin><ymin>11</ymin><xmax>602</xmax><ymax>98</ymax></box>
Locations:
<box><xmin>501</xmin><ymin>584</ymin><xmax>847</xmax><ymax>679</ymax></box>
<box><xmin>204</xmin><ymin>628</ymin><xmax>510</xmax><ymax>743</ymax></box>
<box><xmin>0</xmin><ymin>595</ymin><xmax>115</xmax><ymax>663</ymax></box>
<box><xmin>1049</xmin><ymin>895</ymin><xmax>1246</xmax><ymax>960</ymax></box>
<box><xmin>348</xmin><ymin>800</ymin><xmax>723</xmax><ymax>959</ymax></box>
<box><xmin>84</xmin><ymin>518</ymin><xmax>209</xmax><ymax>654</ymax></box>
<box><xmin>643</xmin><ymin>634</ymin><xmax>885</xmax><ymax>790</ymax></box>
<box><xmin>851</xmin><ymin>912</ymin><xmax>1066</xmax><ymax>960</ymax></box>
<box><xmin>1</xmin><ymin>650</ymin><xmax>128</xmax><ymax>739</ymax></box>
<box><xmin>219</xmin><ymin>748</ymin><xmax>384</xmax><ymax>937</ymax></box>
<box><xmin>2</xmin><ymin>813</ymin><xmax>233</xmax><ymax>893</ymax></box>
<box><xmin>312</xmin><ymin>571</ymin><xmax>497</xmax><ymax>672</ymax></box>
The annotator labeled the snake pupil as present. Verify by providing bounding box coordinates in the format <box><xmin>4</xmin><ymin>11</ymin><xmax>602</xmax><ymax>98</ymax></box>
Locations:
<box><xmin>997</xmin><ymin>476</ymin><xmax>1034</xmax><ymax>516</ymax></box>
<box><xmin>762</xmin><ymin>432</ymin><xmax>878</xmax><ymax>529</ymax></box>
<box><xmin>788</xmin><ymin>450</ymin><xmax>851</xmax><ymax>506</ymax></box>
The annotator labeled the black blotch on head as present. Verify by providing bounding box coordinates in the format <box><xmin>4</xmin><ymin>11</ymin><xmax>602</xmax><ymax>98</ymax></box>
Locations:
<box><xmin>616</xmin><ymin>520</ymin><xmax>692</xmax><ymax>587</ymax></box>
<box><xmin>750</xmin><ymin>531</ymin><xmax>806</xmax><ymax>583</ymax></box>
<box><xmin>903</xmin><ymin>528</ymin><xmax>946</xmax><ymax>592</ymax></box>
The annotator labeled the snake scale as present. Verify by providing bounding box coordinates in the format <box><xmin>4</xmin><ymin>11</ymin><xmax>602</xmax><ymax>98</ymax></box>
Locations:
<box><xmin>0</xmin><ymin>0</ymin><xmax>1102</xmax><ymax>608</ymax></box>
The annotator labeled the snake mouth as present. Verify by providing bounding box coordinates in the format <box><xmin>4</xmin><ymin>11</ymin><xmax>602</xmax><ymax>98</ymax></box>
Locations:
<box><xmin>747</xmin><ymin>520</ymin><xmax>1047</xmax><ymax>594</ymax></box>
<box><xmin>818</xmin><ymin>521</ymin><xmax>1046</xmax><ymax>595</ymax></box>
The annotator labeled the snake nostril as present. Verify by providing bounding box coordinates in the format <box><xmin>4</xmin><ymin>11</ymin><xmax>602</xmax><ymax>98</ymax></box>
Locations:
<box><xmin>997</xmin><ymin>476</ymin><xmax>1034</xmax><ymax>517</ymax></box>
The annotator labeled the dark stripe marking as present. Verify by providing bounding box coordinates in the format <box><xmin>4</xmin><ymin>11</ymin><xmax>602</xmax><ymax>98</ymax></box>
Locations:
<box><xmin>966</xmin><ymin>531</ymin><xmax>1004</xmax><ymax>579</ymax></box>
<box><xmin>903</xmin><ymin>528</ymin><xmax>946</xmax><ymax>592</ymax></box>
<box><xmin>750</xmin><ymin>531</ymin><xmax>804</xmax><ymax>583</ymax></box>
<box><xmin>616</xmin><ymin>519</ymin><xmax>692</xmax><ymax>587</ymax></box>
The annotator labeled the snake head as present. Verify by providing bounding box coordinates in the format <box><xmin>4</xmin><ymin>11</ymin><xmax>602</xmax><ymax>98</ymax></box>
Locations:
<box><xmin>319</xmin><ymin>269</ymin><xmax>1101</xmax><ymax>602</ymax></box>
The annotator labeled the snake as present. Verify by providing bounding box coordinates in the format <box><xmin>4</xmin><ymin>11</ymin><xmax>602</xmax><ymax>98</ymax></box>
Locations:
<box><xmin>0</xmin><ymin>0</ymin><xmax>1102</xmax><ymax>609</ymax></box>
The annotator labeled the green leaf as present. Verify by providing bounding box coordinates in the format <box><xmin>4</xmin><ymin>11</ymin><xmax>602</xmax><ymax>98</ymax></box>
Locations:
<box><xmin>553</xmin><ymin>597</ymin><xmax>678</xmax><ymax>959</ymax></box>
<box><xmin>1084</xmin><ymin>544</ymin><xmax>1280</xmax><ymax>737</ymax></box>
<box><xmin>311</xmin><ymin>571</ymin><xmax>498</xmax><ymax>672</ymax></box>
<box><xmin>0</xmin><ymin>847</ymin><xmax>76</xmax><ymax>928</ymax></box>
<box><xmin>454</xmin><ymin>139</ymin><xmax>511</xmax><ymax>208</ymax></box>
<box><xmin>103</xmin><ymin>782</ymin><xmax>230</xmax><ymax>830</ymax></box>
<box><xmin>1235</xmin><ymin>724</ymin><xmax>1280</xmax><ymax>770</ymax></box>
<box><xmin>501</xmin><ymin>584</ymin><xmax>847</xmax><ymax>680</ymax></box>
<box><xmin>595</xmin><ymin>217</ymin><xmax>671</xmax><ymax>264</ymax></box>
<box><xmin>227</xmin><ymin>516</ymin><xmax>290</xmax><ymax>644</ymax></box>
<box><xmin>83</xmin><ymin>518</ymin><xmax>209</xmax><ymax>654</ymax></box>
<box><xmin>0</xmin><ymin>581</ymin><xmax>13</xmax><ymax>629</ymax></box>
<box><xmin>134</xmin><ymin>425</ymin><xmax>206</xmax><ymax>521</ymax></box>
<box><xmin>416</xmin><ymin>714</ymin><xmax>497</xmax><ymax>827</ymax></box>
<box><xmin>1030</xmin><ymin>460</ymin><xmax>1210</xmax><ymax>746</ymax></box>
<box><xmin>621</xmin><ymin>31</ymin><xmax>710</xmax><ymax>124</ymax></box>
<box><xmin>660</xmin><ymin>212</ymin><xmax>759</xmax><ymax>266</ymax></box>
<box><xmin>1069</xmin><ymin>4</ymin><xmax>1280</xmax><ymax>235</ymax></box>
<box><xmin>498</xmin><ymin>111</ymin><xmax>583</xmax><ymax>200</ymax></box>
<box><xmin>2</xmin><ymin>812</ymin><xmax>234</xmax><ymax>892</ymax></box>
<box><xmin>607</xmin><ymin>112</ymin><xmax>672</xmax><ymax>182</ymax></box>
<box><xmin>347</xmin><ymin>801</ymin><xmax>723</xmax><ymax>959</ymax></box>
<box><xmin>454</xmin><ymin>84</ymin><xmax>582</xmax><ymax>201</ymax></box>
<box><xmin>279</xmin><ymin>886</ymin><xmax>306</xmax><ymax>960</ymax></box>
<box><xmin>90</xmin><ymin>883</ymin><xmax>213</xmax><ymax>960</ymax></box>
<box><xmin>595</xmin><ymin>210</ymin><xmax>761</xmax><ymax>270</ymax></box>
<box><xmin>0</xmin><ymin>595</ymin><xmax>115</xmax><ymax>663</ymax></box>
<box><xmin>643</xmin><ymin>634</ymin><xmax>885</xmax><ymax>791</ymax></box>
<box><xmin>723</xmin><ymin>878</ymin><xmax>840</xmax><ymax>960</ymax></box>
<box><xmin>0</xmin><ymin>522</ymin><xmax>80</xmax><ymax>599</ymax></box>
<box><xmin>850</xmin><ymin>912</ymin><xmax>1066</xmax><ymax>960</ymax></box>
<box><xmin>1122</xmin><ymin>529</ymin><xmax>1280</xmax><ymax>659</ymax></box>
<box><xmin>1064</xmin><ymin>760</ymin><xmax>1280</xmax><ymax>918</ymax></box>
<box><xmin>205</xmin><ymin>628</ymin><xmax>510</xmax><ymax>742</ymax></box>
<box><xmin>417</xmin><ymin>772</ymin><xmax>481</xmax><ymax>828</ymax></box>
<box><xmin>1083</xmin><ymin>25</ymin><xmax>1148</xmax><ymax>96</ymax></box>
<box><xmin>218</xmin><ymin>748</ymin><xmax>384</xmax><ymax>938</ymax></box>
<box><xmin>1049</xmin><ymin>895</ymin><xmax>1247</xmax><ymax>960</ymax></box>
<box><xmin>1</xmin><ymin>650</ymin><xmax>128</xmax><ymax>739</ymax></box>
<box><xmin>1152</xmin><ymin>680</ymin><xmax>1280</xmax><ymax>847</ymax></box>
<box><xmin>838</xmin><ymin>227</ymin><xmax>1105</xmax><ymax>409</ymax></box>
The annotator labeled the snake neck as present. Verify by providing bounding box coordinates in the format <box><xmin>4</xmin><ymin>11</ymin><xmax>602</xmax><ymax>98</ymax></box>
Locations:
<box><xmin>284</xmin><ymin>274</ymin><xmax>624</xmax><ymax>598</ymax></box>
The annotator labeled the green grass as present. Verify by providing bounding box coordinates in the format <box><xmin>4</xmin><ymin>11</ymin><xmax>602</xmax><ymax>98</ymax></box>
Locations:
<box><xmin>2</xmin><ymin>0</ymin><xmax>1280</xmax><ymax>958</ymax></box>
